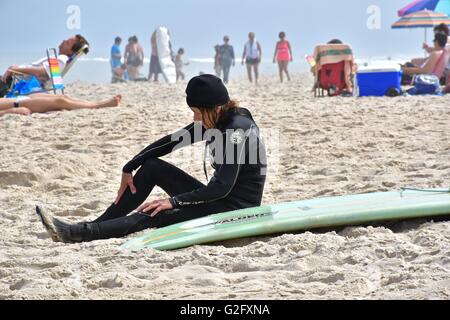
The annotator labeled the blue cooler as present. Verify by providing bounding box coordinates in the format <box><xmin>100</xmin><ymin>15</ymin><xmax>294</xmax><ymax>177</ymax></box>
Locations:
<box><xmin>356</xmin><ymin>65</ymin><xmax>402</xmax><ymax>97</ymax></box>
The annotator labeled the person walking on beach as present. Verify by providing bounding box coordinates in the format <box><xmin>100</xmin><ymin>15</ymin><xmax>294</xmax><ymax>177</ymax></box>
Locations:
<box><xmin>0</xmin><ymin>94</ymin><xmax>121</xmax><ymax>117</ymax></box>
<box><xmin>273</xmin><ymin>32</ymin><xmax>293</xmax><ymax>83</ymax></box>
<box><xmin>175</xmin><ymin>48</ymin><xmax>189</xmax><ymax>82</ymax></box>
<box><xmin>124</xmin><ymin>36</ymin><xmax>144</xmax><ymax>81</ymax></box>
<box><xmin>219</xmin><ymin>36</ymin><xmax>235</xmax><ymax>84</ymax></box>
<box><xmin>214</xmin><ymin>45</ymin><xmax>222</xmax><ymax>78</ymax></box>
<box><xmin>35</xmin><ymin>74</ymin><xmax>267</xmax><ymax>243</ymax></box>
<box><xmin>242</xmin><ymin>32</ymin><xmax>262</xmax><ymax>84</ymax></box>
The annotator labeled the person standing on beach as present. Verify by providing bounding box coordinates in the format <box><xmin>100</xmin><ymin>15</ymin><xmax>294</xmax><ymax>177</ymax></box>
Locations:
<box><xmin>110</xmin><ymin>37</ymin><xmax>125</xmax><ymax>83</ymax></box>
<box><xmin>219</xmin><ymin>36</ymin><xmax>235</xmax><ymax>84</ymax></box>
<box><xmin>124</xmin><ymin>36</ymin><xmax>144</xmax><ymax>81</ymax></box>
<box><xmin>35</xmin><ymin>74</ymin><xmax>267</xmax><ymax>243</ymax></box>
<box><xmin>273</xmin><ymin>32</ymin><xmax>293</xmax><ymax>83</ymax></box>
<box><xmin>111</xmin><ymin>37</ymin><xmax>122</xmax><ymax>70</ymax></box>
<box><xmin>242</xmin><ymin>32</ymin><xmax>262</xmax><ymax>85</ymax></box>
<box><xmin>148</xmin><ymin>31</ymin><xmax>163</xmax><ymax>82</ymax></box>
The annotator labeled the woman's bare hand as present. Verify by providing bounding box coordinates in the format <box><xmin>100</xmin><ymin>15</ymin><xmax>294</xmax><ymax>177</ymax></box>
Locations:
<box><xmin>137</xmin><ymin>199</ymin><xmax>173</xmax><ymax>217</ymax></box>
<box><xmin>114</xmin><ymin>172</ymin><xmax>137</xmax><ymax>205</ymax></box>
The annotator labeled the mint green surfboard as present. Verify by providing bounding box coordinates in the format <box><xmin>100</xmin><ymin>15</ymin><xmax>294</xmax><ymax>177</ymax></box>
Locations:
<box><xmin>121</xmin><ymin>189</ymin><xmax>450</xmax><ymax>251</ymax></box>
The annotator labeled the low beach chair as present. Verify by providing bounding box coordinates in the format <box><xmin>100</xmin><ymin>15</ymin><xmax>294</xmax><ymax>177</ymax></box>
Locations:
<box><xmin>312</xmin><ymin>44</ymin><xmax>354</xmax><ymax>97</ymax></box>
<box><xmin>444</xmin><ymin>76</ymin><xmax>450</xmax><ymax>93</ymax></box>
<box><xmin>7</xmin><ymin>44</ymin><xmax>89</xmax><ymax>96</ymax></box>
<box><xmin>443</xmin><ymin>49</ymin><xmax>450</xmax><ymax>93</ymax></box>
<box><xmin>406</xmin><ymin>48</ymin><xmax>450</xmax><ymax>86</ymax></box>
<box><xmin>432</xmin><ymin>48</ymin><xmax>450</xmax><ymax>82</ymax></box>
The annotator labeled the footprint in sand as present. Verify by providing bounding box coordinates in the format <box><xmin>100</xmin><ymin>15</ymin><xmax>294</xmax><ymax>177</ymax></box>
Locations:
<box><xmin>54</xmin><ymin>144</ymin><xmax>72</xmax><ymax>151</ymax></box>
<box><xmin>0</xmin><ymin>171</ymin><xmax>39</xmax><ymax>188</ymax></box>
<box><xmin>9</xmin><ymin>279</ymin><xmax>32</xmax><ymax>291</ymax></box>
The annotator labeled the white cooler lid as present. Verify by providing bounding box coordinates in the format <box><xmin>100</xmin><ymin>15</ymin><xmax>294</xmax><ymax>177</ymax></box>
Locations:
<box><xmin>357</xmin><ymin>64</ymin><xmax>401</xmax><ymax>73</ymax></box>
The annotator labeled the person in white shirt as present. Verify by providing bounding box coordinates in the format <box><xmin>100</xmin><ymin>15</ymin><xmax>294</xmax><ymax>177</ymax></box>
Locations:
<box><xmin>242</xmin><ymin>32</ymin><xmax>262</xmax><ymax>85</ymax></box>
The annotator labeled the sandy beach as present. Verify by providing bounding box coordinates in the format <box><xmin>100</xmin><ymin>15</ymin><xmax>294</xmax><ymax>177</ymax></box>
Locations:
<box><xmin>0</xmin><ymin>74</ymin><xmax>450</xmax><ymax>300</ymax></box>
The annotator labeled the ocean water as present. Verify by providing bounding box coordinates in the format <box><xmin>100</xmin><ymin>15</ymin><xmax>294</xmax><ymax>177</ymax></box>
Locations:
<box><xmin>1</xmin><ymin>53</ymin><xmax>413</xmax><ymax>85</ymax></box>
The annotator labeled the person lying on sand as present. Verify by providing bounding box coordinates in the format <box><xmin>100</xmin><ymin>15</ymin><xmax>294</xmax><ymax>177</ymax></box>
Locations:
<box><xmin>35</xmin><ymin>75</ymin><xmax>267</xmax><ymax>243</ymax></box>
<box><xmin>0</xmin><ymin>94</ymin><xmax>121</xmax><ymax>117</ymax></box>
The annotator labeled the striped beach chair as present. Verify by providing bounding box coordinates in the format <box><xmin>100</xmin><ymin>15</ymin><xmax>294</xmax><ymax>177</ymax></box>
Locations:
<box><xmin>47</xmin><ymin>48</ymin><xmax>65</xmax><ymax>94</ymax></box>
<box><xmin>7</xmin><ymin>44</ymin><xmax>89</xmax><ymax>96</ymax></box>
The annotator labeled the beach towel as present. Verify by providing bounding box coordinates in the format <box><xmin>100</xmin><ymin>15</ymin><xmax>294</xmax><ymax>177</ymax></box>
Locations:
<box><xmin>312</xmin><ymin>44</ymin><xmax>354</xmax><ymax>96</ymax></box>
<box><xmin>6</xmin><ymin>76</ymin><xmax>43</xmax><ymax>97</ymax></box>
<box><xmin>313</xmin><ymin>44</ymin><xmax>354</xmax><ymax>72</ymax></box>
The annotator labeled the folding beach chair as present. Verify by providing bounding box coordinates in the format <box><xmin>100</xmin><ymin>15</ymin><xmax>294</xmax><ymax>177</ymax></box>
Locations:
<box><xmin>444</xmin><ymin>76</ymin><xmax>450</xmax><ymax>93</ymax></box>
<box><xmin>407</xmin><ymin>48</ymin><xmax>450</xmax><ymax>89</ymax></box>
<box><xmin>46</xmin><ymin>48</ymin><xmax>65</xmax><ymax>94</ymax></box>
<box><xmin>432</xmin><ymin>48</ymin><xmax>450</xmax><ymax>84</ymax></box>
<box><xmin>312</xmin><ymin>44</ymin><xmax>354</xmax><ymax>97</ymax></box>
<box><xmin>444</xmin><ymin>48</ymin><xmax>450</xmax><ymax>93</ymax></box>
<box><xmin>60</xmin><ymin>44</ymin><xmax>89</xmax><ymax>79</ymax></box>
<box><xmin>7</xmin><ymin>44</ymin><xmax>89</xmax><ymax>96</ymax></box>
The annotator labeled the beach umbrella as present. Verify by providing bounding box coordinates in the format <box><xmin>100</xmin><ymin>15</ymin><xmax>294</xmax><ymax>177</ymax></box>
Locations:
<box><xmin>398</xmin><ymin>0</ymin><xmax>450</xmax><ymax>17</ymax></box>
<box><xmin>392</xmin><ymin>10</ymin><xmax>450</xmax><ymax>43</ymax></box>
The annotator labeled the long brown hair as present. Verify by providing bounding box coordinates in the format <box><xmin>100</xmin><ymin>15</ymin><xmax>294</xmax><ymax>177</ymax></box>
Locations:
<box><xmin>200</xmin><ymin>100</ymin><xmax>239</xmax><ymax>128</ymax></box>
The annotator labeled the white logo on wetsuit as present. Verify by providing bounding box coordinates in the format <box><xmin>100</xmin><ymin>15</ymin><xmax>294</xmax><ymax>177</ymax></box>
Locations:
<box><xmin>230</xmin><ymin>131</ymin><xmax>244</xmax><ymax>145</ymax></box>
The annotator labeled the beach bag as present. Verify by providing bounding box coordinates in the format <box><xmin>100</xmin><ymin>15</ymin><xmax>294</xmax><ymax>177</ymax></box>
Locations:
<box><xmin>6</xmin><ymin>76</ymin><xmax>43</xmax><ymax>98</ymax></box>
<box><xmin>407</xmin><ymin>74</ymin><xmax>441</xmax><ymax>95</ymax></box>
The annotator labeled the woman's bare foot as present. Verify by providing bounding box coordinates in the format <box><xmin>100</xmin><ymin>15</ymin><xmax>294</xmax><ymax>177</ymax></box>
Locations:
<box><xmin>0</xmin><ymin>107</ymin><xmax>32</xmax><ymax>117</ymax></box>
<box><xmin>99</xmin><ymin>95</ymin><xmax>122</xmax><ymax>109</ymax></box>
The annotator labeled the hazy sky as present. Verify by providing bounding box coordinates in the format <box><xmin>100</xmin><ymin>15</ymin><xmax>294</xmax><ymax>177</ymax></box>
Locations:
<box><xmin>0</xmin><ymin>0</ymin><xmax>427</xmax><ymax>61</ymax></box>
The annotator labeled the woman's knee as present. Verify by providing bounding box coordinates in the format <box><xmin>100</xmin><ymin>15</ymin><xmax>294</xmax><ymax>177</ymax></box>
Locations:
<box><xmin>142</xmin><ymin>158</ymin><xmax>164</xmax><ymax>171</ymax></box>
<box><xmin>55</xmin><ymin>96</ymin><xmax>68</xmax><ymax>106</ymax></box>
<box><xmin>141</xmin><ymin>158</ymin><xmax>172</xmax><ymax>179</ymax></box>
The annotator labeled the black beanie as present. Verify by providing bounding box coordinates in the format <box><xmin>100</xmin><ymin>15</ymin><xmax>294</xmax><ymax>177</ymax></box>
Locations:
<box><xmin>186</xmin><ymin>74</ymin><xmax>230</xmax><ymax>108</ymax></box>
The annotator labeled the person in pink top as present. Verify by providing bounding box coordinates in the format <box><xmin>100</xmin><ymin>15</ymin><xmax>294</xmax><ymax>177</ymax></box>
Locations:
<box><xmin>273</xmin><ymin>32</ymin><xmax>293</xmax><ymax>82</ymax></box>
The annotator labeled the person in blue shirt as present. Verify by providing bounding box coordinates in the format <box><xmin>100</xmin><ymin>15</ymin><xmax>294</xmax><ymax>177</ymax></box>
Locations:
<box><xmin>111</xmin><ymin>37</ymin><xmax>122</xmax><ymax>68</ymax></box>
<box><xmin>111</xmin><ymin>37</ymin><xmax>124</xmax><ymax>83</ymax></box>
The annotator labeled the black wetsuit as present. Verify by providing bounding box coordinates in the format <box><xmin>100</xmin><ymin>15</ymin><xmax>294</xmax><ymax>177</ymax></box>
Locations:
<box><xmin>74</xmin><ymin>107</ymin><xmax>267</xmax><ymax>241</ymax></box>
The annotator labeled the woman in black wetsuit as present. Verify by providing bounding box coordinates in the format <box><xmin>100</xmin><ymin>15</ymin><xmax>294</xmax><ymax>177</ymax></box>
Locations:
<box><xmin>36</xmin><ymin>74</ymin><xmax>267</xmax><ymax>243</ymax></box>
